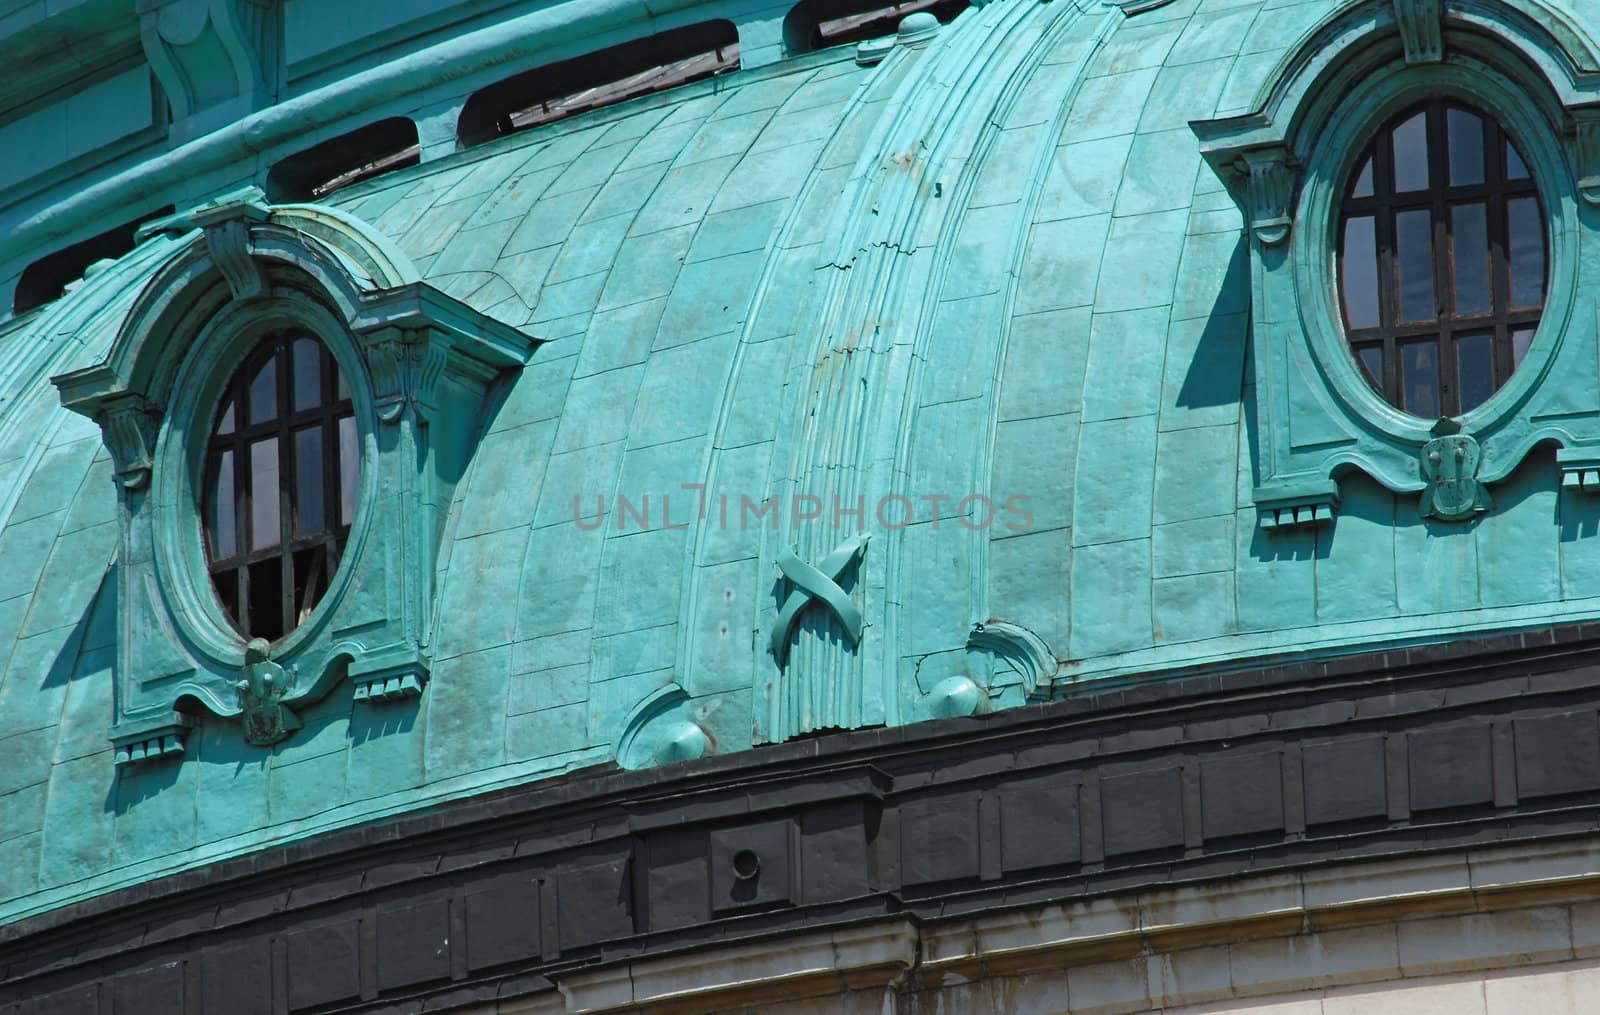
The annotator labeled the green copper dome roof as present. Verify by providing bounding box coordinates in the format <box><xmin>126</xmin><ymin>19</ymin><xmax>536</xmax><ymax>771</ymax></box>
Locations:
<box><xmin>3</xmin><ymin>0</ymin><xmax>1600</xmax><ymax>924</ymax></box>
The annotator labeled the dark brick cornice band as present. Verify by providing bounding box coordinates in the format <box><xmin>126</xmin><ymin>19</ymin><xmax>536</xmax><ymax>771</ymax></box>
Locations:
<box><xmin>6</xmin><ymin>622</ymin><xmax>1600</xmax><ymax>1012</ymax></box>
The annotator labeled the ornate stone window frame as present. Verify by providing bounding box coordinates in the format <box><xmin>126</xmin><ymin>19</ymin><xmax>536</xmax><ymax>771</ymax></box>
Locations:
<box><xmin>53</xmin><ymin>189</ymin><xmax>537</xmax><ymax>765</ymax></box>
<box><xmin>1192</xmin><ymin>0</ymin><xmax>1600</xmax><ymax>529</ymax></box>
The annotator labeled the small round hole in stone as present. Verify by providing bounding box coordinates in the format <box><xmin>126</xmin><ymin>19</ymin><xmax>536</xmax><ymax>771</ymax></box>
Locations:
<box><xmin>732</xmin><ymin>849</ymin><xmax>760</xmax><ymax>881</ymax></box>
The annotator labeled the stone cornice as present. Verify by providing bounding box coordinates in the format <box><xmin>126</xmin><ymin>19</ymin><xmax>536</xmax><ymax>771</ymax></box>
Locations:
<box><xmin>6</xmin><ymin>623</ymin><xmax>1600</xmax><ymax>1010</ymax></box>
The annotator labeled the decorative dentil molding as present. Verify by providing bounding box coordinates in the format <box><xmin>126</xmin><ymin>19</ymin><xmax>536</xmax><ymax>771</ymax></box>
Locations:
<box><xmin>53</xmin><ymin>192</ymin><xmax>537</xmax><ymax>764</ymax></box>
<box><xmin>111</xmin><ymin>712</ymin><xmax>193</xmax><ymax>767</ymax></box>
<box><xmin>1394</xmin><ymin>0</ymin><xmax>1445</xmax><ymax>65</ymax></box>
<box><xmin>352</xmin><ymin>668</ymin><xmax>426</xmax><ymax>703</ymax></box>
<box><xmin>1256</xmin><ymin>480</ymin><xmax>1340</xmax><ymax>530</ymax></box>
<box><xmin>1558</xmin><ymin>447</ymin><xmax>1600</xmax><ymax>494</ymax></box>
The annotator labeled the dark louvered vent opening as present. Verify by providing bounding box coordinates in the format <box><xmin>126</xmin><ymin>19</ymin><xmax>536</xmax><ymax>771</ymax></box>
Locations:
<box><xmin>266</xmin><ymin>118</ymin><xmax>421</xmax><ymax>202</ymax></box>
<box><xmin>13</xmin><ymin>205</ymin><xmax>175</xmax><ymax>316</ymax></box>
<box><xmin>456</xmin><ymin>21</ymin><xmax>740</xmax><ymax>148</ymax></box>
<box><xmin>783</xmin><ymin>0</ymin><xmax>968</xmax><ymax>53</ymax></box>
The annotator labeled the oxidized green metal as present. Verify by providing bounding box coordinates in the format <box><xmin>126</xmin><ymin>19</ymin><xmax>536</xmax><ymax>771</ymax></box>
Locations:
<box><xmin>4</xmin><ymin>0</ymin><xmax>1600</xmax><ymax>929</ymax></box>
<box><xmin>1419</xmin><ymin>420</ymin><xmax>1493</xmax><ymax>522</ymax></box>
<box><xmin>770</xmin><ymin>533</ymin><xmax>869</xmax><ymax>665</ymax></box>
<box><xmin>236</xmin><ymin>639</ymin><xmax>300</xmax><ymax>747</ymax></box>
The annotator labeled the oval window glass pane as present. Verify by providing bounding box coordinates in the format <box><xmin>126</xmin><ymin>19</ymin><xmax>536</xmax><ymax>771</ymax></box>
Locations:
<box><xmin>1450</xmin><ymin>203</ymin><xmax>1490</xmax><ymax>317</ymax></box>
<box><xmin>1507</xmin><ymin>197</ymin><xmax>1545</xmax><ymax>308</ymax></box>
<box><xmin>293</xmin><ymin>546</ymin><xmax>330</xmax><ymax>625</ymax></box>
<box><xmin>207</xmin><ymin>449</ymin><xmax>235</xmax><ymax>560</ymax></box>
<box><xmin>1392</xmin><ymin>112</ymin><xmax>1430</xmax><ymax>192</ymax></box>
<box><xmin>1447</xmin><ymin>109</ymin><xmax>1485</xmax><ymax>186</ymax></box>
<box><xmin>1341</xmin><ymin>104</ymin><xmax>1544</xmax><ymax>419</ymax></box>
<box><xmin>208</xmin><ymin>332</ymin><xmax>355</xmax><ymax>641</ymax></box>
<box><xmin>1455</xmin><ymin>332</ymin><xmax>1495</xmax><ymax>413</ymax></box>
<box><xmin>1395</xmin><ymin>209</ymin><xmax>1436</xmax><ymax>323</ymax></box>
<box><xmin>247</xmin><ymin>352</ymin><xmax>278</xmax><ymax>424</ymax></box>
<box><xmin>292</xmin><ymin>337</ymin><xmax>322</xmax><ymax>413</ymax></box>
<box><xmin>1356</xmin><ymin>344</ymin><xmax>1384</xmax><ymax>392</ymax></box>
<box><xmin>1350</xmin><ymin>155</ymin><xmax>1374</xmax><ymax>199</ymax></box>
<box><xmin>215</xmin><ymin>572</ymin><xmax>240</xmax><ymax>631</ymax></box>
<box><xmin>338</xmin><ymin>414</ymin><xmax>359</xmax><ymax>526</ymax></box>
<box><xmin>1342</xmin><ymin>216</ymin><xmax>1380</xmax><ymax>329</ymax></box>
<box><xmin>294</xmin><ymin>425</ymin><xmax>325</xmax><ymax>537</ymax></box>
<box><xmin>1506</xmin><ymin>140</ymin><xmax>1530</xmax><ymax>180</ymax></box>
<box><xmin>1399</xmin><ymin>340</ymin><xmax>1440</xmax><ymax>419</ymax></box>
<box><xmin>1512</xmin><ymin>327</ymin><xmax>1536</xmax><ymax>367</ymax></box>
<box><xmin>249</xmin><ymin>437</ymin><xmax>281</xmax><ymax>551</ymax></box>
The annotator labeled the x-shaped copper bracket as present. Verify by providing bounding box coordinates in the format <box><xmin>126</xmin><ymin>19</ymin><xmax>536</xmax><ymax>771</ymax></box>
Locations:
<box><xmin>769</xmin><ymin>533</ymin><xmax>870</xmax><ymax>666</ymax></box>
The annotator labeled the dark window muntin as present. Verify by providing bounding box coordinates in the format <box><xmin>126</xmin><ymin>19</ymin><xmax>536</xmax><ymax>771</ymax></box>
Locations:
<box><xmin>1337</xmin><ymin>99</ymin><xmax>1546</xmax><ymax>419</ymax></box>
<box><xmin>203</xmin><ymin>332</ymin><xmax>357</xmax><ymax>643</ymax></box>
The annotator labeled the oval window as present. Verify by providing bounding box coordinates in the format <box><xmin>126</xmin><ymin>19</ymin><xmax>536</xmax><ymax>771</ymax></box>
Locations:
<box><xmin>202</xmin><ymin>333</ymin><xmax>359</xmax><ymax>641</ymax></box>
<box><xmin>1337</xmin><ymin>100</ymin><xmax>1546</xmax><ymax>418</ymax></box>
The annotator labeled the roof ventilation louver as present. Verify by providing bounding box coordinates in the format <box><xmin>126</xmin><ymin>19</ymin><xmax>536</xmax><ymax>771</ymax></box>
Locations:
<box><xmin>266</xmin><ymin>118</ymin><xmax>422</xmax><ymax>203</ymax></box>
<box><xmin>457</xmin><ymin>21</ymin><xmax>740</xmax><ymax>148</ymax></box>
<box><xmin>784</xmin><ymin>0</ymin><xmax>968</xmax><ymax>54</ymax></box>
<box><xmin>13</xmin><ymin>206</ymin><xmax>175</xmax><ymax>317</ymax></box>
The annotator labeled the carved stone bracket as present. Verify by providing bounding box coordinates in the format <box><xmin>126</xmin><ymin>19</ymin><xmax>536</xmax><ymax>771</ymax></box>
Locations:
<box><xmin>99</xmin><ymin>392</ymin><xmax>162</xmax><ymax>491</ymax></box>
<box><xmin>362</xmin><ymin>327</ymin><xmax>452</xmax><ymax>425</ymax></box>
<box><xmin>364</xmin><ymin>333</ymin><xmax>414</xmax><ymax>425</ymax></box>
<box><xmin>1575</xmin><ymin>108</ymin><xmax>1600</xmax><ymax>206</ymax></box>
<box><xmin>138</xmin><ymin>0</ymin><xmax>277</xmax><ymax>133</ymax></box>
<box><xmin>1239</xmin><ymin>148</ymin><xmax>1296</xmax><ymax>246</ymax></box>
<box><xmin>966</xmin><ymin>620</ymin><xmax>1056</xmax><ymax>700</ymax></box>
<box><xmin>1419</xmin><ymin>419</ymin><xmax>1492</xmax><ymax>521</ymax></box>
<box><xmin>203</xmin><ymin>219</ymin><xmax>266</xmax><ymax>301</ymax></box>
<box><xmin>192</xmin><ymin>190</ymin><xmax>271</xmax><ymax>301</ymax></box>
<box><xmin>1394</xmin><ymin>0</ymin><xmax>1444</xmax><ymax>65</ymax></box>
<box><xmin>770</xmin><ymin>533</ymin><xmax>870</xmax><ymax>666</ymax></box>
